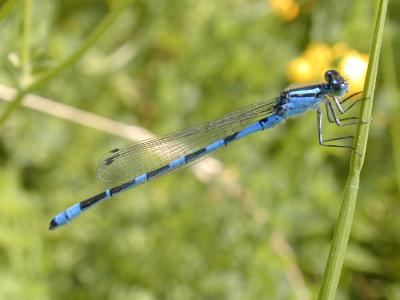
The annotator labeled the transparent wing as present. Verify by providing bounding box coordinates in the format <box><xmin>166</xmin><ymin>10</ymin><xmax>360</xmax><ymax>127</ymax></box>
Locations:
<box><xmin>97</xmin><ymin>97</ymin><xmax>278</xmax><ymax>183</ymax></box>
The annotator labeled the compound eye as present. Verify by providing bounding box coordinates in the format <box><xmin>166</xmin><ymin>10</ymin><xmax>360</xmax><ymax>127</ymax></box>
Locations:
<box><xmin>324</xmin><ymin>70</ymin><xmax>338</xmax><ymax>82</ymax></box>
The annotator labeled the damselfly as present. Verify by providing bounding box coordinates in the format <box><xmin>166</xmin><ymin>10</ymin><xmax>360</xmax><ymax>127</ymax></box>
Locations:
<box><xmin>49</xmin><ymin>70</ymin><xmax>362</xmax><ymax>230</ymax></box>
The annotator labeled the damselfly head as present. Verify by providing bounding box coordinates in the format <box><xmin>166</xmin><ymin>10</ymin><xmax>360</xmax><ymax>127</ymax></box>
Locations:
<box><xmin>324</xmin><ymin>69</ymin><xmax>348</xmax><ymax>97</ymax></box>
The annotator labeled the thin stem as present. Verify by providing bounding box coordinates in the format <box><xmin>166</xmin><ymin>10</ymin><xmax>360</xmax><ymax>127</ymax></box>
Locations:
<box><xmin>0</xmin><ymin>0</ymin><xmax>131</xmax><ymax>128</ymax></box>
<box><xmin>318</xmin><ymin>0</ymin><xmax>388</xmax><ymax>299</ymax></box>
<box><xmin>21</xmin><ymin>0</ymin><xmax>32</xmax><ymax>86</ymax></box>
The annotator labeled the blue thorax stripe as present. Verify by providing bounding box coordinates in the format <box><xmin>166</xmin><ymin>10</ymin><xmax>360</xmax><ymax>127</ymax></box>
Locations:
<box><xmin>288</xmin><ymin>86</ymin><xmax>322</xmax><ymax>98</ymax></box>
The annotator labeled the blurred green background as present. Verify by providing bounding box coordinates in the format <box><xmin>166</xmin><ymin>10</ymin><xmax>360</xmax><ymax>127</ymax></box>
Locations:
<box><xmin>0</xmin><ymin>0</ymin><xmax>399</xmax><ymax>299</ymax></box>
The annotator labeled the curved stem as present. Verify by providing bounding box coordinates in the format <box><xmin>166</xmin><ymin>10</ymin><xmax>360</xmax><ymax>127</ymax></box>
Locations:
<box><xmin>0</xmin><ymin>0</ymin><xmax>131</xmax><ymax>128</ymax></box>
<box><xmin>21</xmin><ymin>0</ymin><xmax>32</xmax><ymax>85</ymax></box>
<box><xmin>318</xmin><ymin>0</ymin><xmax>389</xmax><ymax>299</ymax></box>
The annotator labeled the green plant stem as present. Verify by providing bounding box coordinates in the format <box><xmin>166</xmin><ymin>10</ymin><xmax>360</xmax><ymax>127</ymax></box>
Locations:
<box><xmin>0</xmin><ymin>0</ymin><xmax>131</xmax><ymax>128</ymax></box>
<box><xmin>318</xmin><ymin>0</ymin><xmax>388</xmax><ymax>299</ymax></box>
<box><xmin>21</xmin><ymin>0</ymin><xmax>32</xmax><ymax>85</ymax></box>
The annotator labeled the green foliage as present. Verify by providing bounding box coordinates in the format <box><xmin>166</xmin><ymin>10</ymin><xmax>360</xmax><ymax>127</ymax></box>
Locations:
<box><xmin>0</xmin><ymin>0</ymin><xmax>399</xmax><ymax>299</ymax></box>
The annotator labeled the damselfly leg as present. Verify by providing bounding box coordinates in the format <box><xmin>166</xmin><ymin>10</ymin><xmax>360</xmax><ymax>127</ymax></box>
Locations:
<box><xmin>325</xmin><ymin>101</ymin><xmax>359</xmax><ymax>126</ymax></box>
<box><xmin>333</xmin><ymin>91</ymin><xmax>365</xmax><ymax>114</ymax></box>
<box><xmin>317</xmin><ymin>91</ymin><xmax>369</xmax><ymax>149</ymax></box>
<box><xmin>317</xmin><ymin>106</ymin><xmax>354</xmax><ymax>149</ymax></box>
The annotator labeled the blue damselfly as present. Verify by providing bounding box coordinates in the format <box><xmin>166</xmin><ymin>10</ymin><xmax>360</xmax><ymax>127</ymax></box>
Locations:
<box><xmin>49</xmin><ymin>70</ymin><xmax>362</xmax><ymax>230</ymax></box>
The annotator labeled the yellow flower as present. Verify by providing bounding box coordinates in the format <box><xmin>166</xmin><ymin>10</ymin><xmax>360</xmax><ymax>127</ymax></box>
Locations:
<box><xmin>288</xmin><ymin>57</ymin><xmax>313</xmax><ymax>83</ymax></box>
<box><xmin>269</xmin><ymin>0</ymin><xmax>300</xmax><ymax>21</ymax></box>
<box><xmin>340</xmin><ymin>52</ymin><xmax>369</xmax><ymax>92</ymax></box>
<box><xmin>287</xmin><ymin>42</ymin><xmax>368</xmax><ymax>92</ymax></box>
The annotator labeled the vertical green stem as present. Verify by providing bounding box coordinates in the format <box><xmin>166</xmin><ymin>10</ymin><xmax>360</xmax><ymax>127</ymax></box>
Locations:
<box><xmin>21</xmin><ymin>0</ymin><xmax>32</xmax><ymax>86</ymax></box>
<box><xmin>318</xmin><ymin>0</ymin><xmax>388</xmax><ymax>299</ymax></box>
<box><xmin>0</xmin><ymin>0</ymin><xmax>131</xmax><ymax>128</ymax></box>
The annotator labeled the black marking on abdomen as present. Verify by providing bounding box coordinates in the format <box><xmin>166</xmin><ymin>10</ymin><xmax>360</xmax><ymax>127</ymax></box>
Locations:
<box><xmin>147</xmin><ymin>164</ymin><xmax>172</xmax><ymax>180</ymax></box>
<box><xmin>185</xmin><ymin>148</ymin><xmax>207</xmax><ymax>163</ymax></box>
<box><xmin>110</xmin><ymin>148</ymin><xmax>119</xmax><ymax>153</ymax></box>
<box><xmin>259</xmin><ymin>117</ymin><xmax>269</xmax><ymax>129</ymax></box>
<box><xmin>224</xmin><ymin>132</ymin><xmax>239</xmax><ymax>146</ymax></box>
<box><xmin>110</xmin><ymin>180</ymin><xmax>136</xmax><ymax>194</ymax></box>
<box><xmin>80</xmin><ymin>191</ymin><xmax>109</xmax><ymax>209</ymax></box>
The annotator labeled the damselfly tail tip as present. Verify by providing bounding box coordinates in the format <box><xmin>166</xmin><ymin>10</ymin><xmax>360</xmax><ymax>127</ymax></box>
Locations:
<box><xmin>48</xmin><ymin>218</ymin><xmax>58</xmax><ymax>230</ymax></box>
